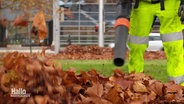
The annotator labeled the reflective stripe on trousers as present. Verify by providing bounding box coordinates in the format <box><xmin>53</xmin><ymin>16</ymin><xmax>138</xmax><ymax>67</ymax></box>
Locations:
<box><xmin>128</xmin><ymin>32</ymin><xmax>183</xmax><ymax>44</ymax></box>
<box><xmin>128</xmin><ymin>35</ymin><xmax>149</xmax><ymax>44</ymax></box>
<box><xmin>161</xmin><ymin>32</ymin><xmax>183</xmax><ymax>42</ymax></box>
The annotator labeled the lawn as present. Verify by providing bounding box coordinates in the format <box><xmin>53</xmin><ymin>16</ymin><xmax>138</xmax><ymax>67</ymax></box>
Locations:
<box><xmin>55</xmin><ymin>59</ymin><xmax>168</xmax><ymax>83</ymax></box>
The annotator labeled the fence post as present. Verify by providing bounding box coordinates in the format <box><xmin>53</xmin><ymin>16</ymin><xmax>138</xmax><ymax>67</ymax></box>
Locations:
<box><xmin>98</xmin><ymin>0</ymin><xmax>104</xmax><ymax>47</ymax></box>
<box><xmin>53</xmin><ymin>0</ymin><xmax>60</xmax><ymax>54</ymax></box>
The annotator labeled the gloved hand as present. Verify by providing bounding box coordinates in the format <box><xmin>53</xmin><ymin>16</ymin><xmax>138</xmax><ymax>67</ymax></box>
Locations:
<box><xmin>178</xmin><ymin>4</ymin><xmax>184</xmax><ymax>22</ymax></box>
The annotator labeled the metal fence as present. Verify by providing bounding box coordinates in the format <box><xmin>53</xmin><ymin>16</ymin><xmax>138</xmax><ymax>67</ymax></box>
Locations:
<box><xmin>59</xmin><ymin>2</ymin><xmax>117</xmax><ymax>47</ymax></box>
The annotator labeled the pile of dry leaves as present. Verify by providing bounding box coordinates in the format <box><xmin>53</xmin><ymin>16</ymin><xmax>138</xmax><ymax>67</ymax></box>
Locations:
<box><xmin>56</xmin><ymin>45</ymin><xmax>166</xmax><ymax>60</ymax></box>
<box><xmin>57</xmin><ymin>45</ymin><xmax>113</xmax><ymax>60</ymax></box>
<box><xmin>0</xmin><ymin>51</ymin><xmax>183</xmax><ymax>104</ymax></box>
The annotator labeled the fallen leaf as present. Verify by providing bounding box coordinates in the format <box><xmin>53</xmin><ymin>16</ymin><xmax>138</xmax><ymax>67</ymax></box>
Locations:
<box><xmin>105</xmin><ymin>85</ymin><xmax>123</xmax><ymax>104</ymax></box>
<box><xmin>35</xmin><ymin>95</ymin><xmax>49</xmax><ymax>104</ymax></box>
<box><xmin>133</xmin><ymin>81</ymin><xmax>149</xmax><ymax>93</ymax></box>
<box><xmin>85</xmin><ymin>82</ymin><xmax>103</xmax><ymax>97</ymax></box>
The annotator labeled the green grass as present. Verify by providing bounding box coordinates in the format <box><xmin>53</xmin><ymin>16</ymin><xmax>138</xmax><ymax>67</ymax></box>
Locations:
<box><xmin>55</xmin><ymin>59</ymin><xmax>168</xmax><ymax>83</ymax></box>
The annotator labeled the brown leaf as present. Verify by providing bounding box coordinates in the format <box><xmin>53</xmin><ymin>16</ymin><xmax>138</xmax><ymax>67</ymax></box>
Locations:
<box><xmin>165</xmin><ymin>93</ymin><xmax>175</xmax><ymax>102</ymax></box>
<box><xmin>44</xmin><ymin>59</ymin><xmax>54</xmax><ymax>66</ymax></box>
<box><xmin>85</xmin><ymin>82</ymin><xmax>103</xmax><ymax>97</ymax></box>
<box><xmin>43</xmin><ymin>65</ymin><xmax>55</xmax><ymax>72</ymax></box>
<box><xmin>79</xmin><ymin>70</ymin><xmax>90</xmax><ymax>84</ymax></box>
<box><xmin>2</xmin><ymin>52</ymin><xmax>16</xmax><ymax>69</ymax></box>
<box><xmin>13</xmin><ymin>15</ymin><xmax>28</xmax><ymax>27</ymax></box>
<box><xmin>26</xmin><ymin>60</ymin><xmax>42</xmax><ymax>72</ymax></box>
<box><xmin>1</xmin><ymin>74</ymin><xmax>10</xmax><ymax>92</ymax></box>
<box><xmin>133</xmin><ymin>81</ymin><xmax>149</xmax><ymax>93</ymax></box>
<box><xmin>109</xmin><ymin>76</ymin><xmax>133</xmax><ymax>90</ymax></box>
<box><xmin>32</xmin><ymin>11</ymin><xmax>47</xmax><ymax>40</ymax></box>
<box><xmin>142</xmin><ymin>91</ymin><xmax>157</xmax><ymax>103</ymax></box>
<box><xmin>55</xmin><ymin>86</ymin><xmax>66</xmax><ymax>95</ymax></box>
<box><xmin>105</xmin><ymin>85</ymin><xmax>123</xmax><ymax>104</ymax></box>
<box><xmin>0</xmin><ymin>17</ymin><xmax>7</xmax><ymax>27</ymax></box>
<box><xmin>57</xmin><ymin>45</ymin><xmax>166</xmax><ymax>60</ymax></box>
<box><xmin>27</xmin><ymin>97</ymin><xmax>35</xmax><ymax>104</ymax></box>
<box><xmin>80</xmin><ymin>96</ymin><xmax>112</xmax><ymax>104</ymax></box>
<box><xmin>62</xmin><ymin>71</ymin><xmax>79</xmax><ymax>87</ymax></box>
<box><xmin>164</xmin><ymin>82</ymin><xmax>184</xmax><ymax>93</ymax></box>
<box><xmin>35</xmin><ymin>95</ymin><xmax>49</xmax><ymax>104</ymax></box>
<box><xmin>148</xmin><ymin>80</ymin><xmax>163</xmax><ymax>96</ymax></box>
<box><xmin>127</xmin><ymin>72</ymin><xmax>152</xmax><ymax>81</ymax></box>
<box><xmin>126</xmin><ymin>89</ymin><xmax>142</xmax><ymax>101</ymax></box>
<box><xmin>72</xmin><ymin>84</ymin><xmax>84</xmax><ymax>94</ymax></box>
<box><xmin>113</xmin><ymin>68</ymin><xmax>124</xmax><ymax>77</ymax></box>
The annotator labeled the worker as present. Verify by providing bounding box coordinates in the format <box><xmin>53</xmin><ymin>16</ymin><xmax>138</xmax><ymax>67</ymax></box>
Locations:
<box><xmin>114</xmin><ymin>0</ymin><xmax>184</xmax><ymax>85</ymax></box>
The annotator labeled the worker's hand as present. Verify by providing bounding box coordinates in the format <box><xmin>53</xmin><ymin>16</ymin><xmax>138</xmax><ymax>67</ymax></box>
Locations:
<box><xmin>178</xmin><ymin>4</ymin><xmax>184</xmax><ymax>22</ymax></box>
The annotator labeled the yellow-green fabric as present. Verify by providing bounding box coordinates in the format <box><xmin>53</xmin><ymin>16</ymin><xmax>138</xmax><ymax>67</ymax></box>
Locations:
<box><xmin>128</xmin><ymin>0</ymin><xmax>184</xmax><ymax>82</ymax></box>
<box><xmin>130</xmin><ymin>0</ymin><xmax>182</xmax><ymax>36</ymax></box>
<box><xmin>163</xmin><ymin>40</ymin><xmax>184</xmax><ymax>77</ymax></box>
<box><xmin>128</xmin><ymin>43</ymin><xmax>148</xmax><ymax>73</ymax></box>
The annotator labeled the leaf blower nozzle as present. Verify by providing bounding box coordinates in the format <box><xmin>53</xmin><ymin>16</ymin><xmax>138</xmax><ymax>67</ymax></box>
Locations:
<box><xmin>113</xmin><ymin>26</ymin><xmax>128</xmax><ymax>66</ymax></box>
<box><xmin>113</xmin><ymin>1</ymin><xmax>132</xmax><ymax>66</ymax></box>
<box><xmin>114</xmin><ymin>58</ymin><xmax>124</xmax><ymax>66</ymax></box>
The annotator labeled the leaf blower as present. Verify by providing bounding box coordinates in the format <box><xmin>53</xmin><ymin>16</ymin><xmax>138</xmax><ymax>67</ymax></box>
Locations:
<box><xmin>113</xmin><ymin>0</ymin><xmax>132</xmax><ymax>66</ymax></box>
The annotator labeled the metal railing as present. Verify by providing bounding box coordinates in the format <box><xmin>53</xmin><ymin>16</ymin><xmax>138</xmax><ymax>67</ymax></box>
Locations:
<box><xmin>60</xmin><ymin>2</ymin><xmax>116</xmax><ymax>47</ymax></box>
<box><xmin>60</xmin><ymin>34</ymin><xmax>115</xmax><ymax>46</ymax></box>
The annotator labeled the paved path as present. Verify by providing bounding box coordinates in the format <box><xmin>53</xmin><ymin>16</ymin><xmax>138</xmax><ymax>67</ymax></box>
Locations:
<box><xmin>0</xmin><ymin>46</ymin><xmax>55</xmax><ymax>54</ymax></box>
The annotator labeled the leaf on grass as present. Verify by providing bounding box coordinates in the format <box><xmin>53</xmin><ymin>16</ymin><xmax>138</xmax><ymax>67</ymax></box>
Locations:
<box><xmin>113</xmin><ymin>68</ymin><xmax>125</xmax><ymax>77</ymax></box>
